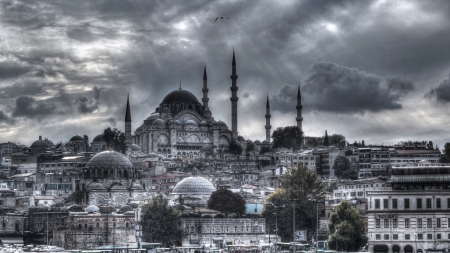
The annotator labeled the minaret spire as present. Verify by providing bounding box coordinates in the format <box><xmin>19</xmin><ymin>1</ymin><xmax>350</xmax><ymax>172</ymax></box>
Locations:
<box><xmin>125</xmin><ymin>93</ymin><xmax>132</xmax><ymax>157</ymax></box>
<box><xmin>202</xmin><ymin>65</ymin><xmax>209</xmax><ymax>109</ymax></box>
<box><xmin>230</xmin><ymin>49</ymin><xmax>239</xmax><ymax>141</ymax></box>
<box><xmin>265</xmin><ymin>94</ymin><xmax>271</xmax><ymax>141</ymax></box>
<box><xmin>296</xmin><ymin>85</ymin><xmax>303</xmax><ymax>134</ymax></box>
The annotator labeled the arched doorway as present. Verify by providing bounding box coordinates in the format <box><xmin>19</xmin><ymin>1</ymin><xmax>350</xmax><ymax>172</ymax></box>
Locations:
<box><xmin>404</xmin><ymin>245</ymin><xmax>413</xmax><ymax>253</ymax></box>
<box><xmin>392</xmin><ymin>245</ymin><xmax>400</xmax><ymax>253</ymax></box>
<box><xmin>374</xmin><ymin>245</ymin><xmax>389</xmax><ymax>253</ymax></box>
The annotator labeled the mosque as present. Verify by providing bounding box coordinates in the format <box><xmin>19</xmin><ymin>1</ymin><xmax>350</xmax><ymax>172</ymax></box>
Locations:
<box><xmin>131</xmin><ymin>51</ymin><xmax>304</xmax><ymax>158</ymax></box>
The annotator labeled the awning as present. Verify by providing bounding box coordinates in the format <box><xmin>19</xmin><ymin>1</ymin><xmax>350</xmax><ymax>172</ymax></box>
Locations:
<box><xmin>0</xmin><ymin>236</ymin><xmax>24</xmax><ymax>244</ymax></box>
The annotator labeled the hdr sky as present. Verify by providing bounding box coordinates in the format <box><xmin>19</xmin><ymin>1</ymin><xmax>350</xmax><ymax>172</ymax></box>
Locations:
<box><xmin>1</xmin><ymin>0</ymin><xmax>450</xmax><ymax>149</ymax></box>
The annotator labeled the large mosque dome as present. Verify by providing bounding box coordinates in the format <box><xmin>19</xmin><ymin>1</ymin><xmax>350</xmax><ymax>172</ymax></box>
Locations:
<box><xmin>86</xmin><ymin>151</ymin><xmax>133</xmax><ymax>168</ymax></box>
<box><xmin>30</xmin><ymin>136</ymin><xmax>50</xmax><ymax>151</ymax></box>
<box><xmin>161</xmin><ymin>89</ymin><xmax>200</xmax><ymax>105</ymax></box>
<box><xmin>172</xmin><ymin>173</ymin><xmax>215</xmax><ymax>195</ymax></box>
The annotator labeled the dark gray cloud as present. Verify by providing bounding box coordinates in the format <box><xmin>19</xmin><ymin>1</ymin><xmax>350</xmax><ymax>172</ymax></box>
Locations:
<box><xmin>0</xmin><ymin>57</ymin><xmax>32</xmax><ymax>79</ymax></box>
<box><xmin>0</xmin><ymin>110</ymin><xmax>14</xmax><ymax>125</ymax></box>
<box><xmin>1</xmin><ymin>1</ymin><xmax>56</xmax><ymax>29</ymax></box>
<box><xmin>425</xmin><ymin>74</ymin><xmax>450</xmax><ymax>103</ymax></box>
<box><xmin>270</xmin><ymin>83</ymin><xmax>298</xmax><ymax>112</ymax></box>
<box><xmin>75</xmin><ymin>87</ymin><xmax>100</xmax><ymax>114</ymax></box>
<box><xmin>0</xmin><ymin>82</ymin><xmax>45</xmax><ymax>98</ymax></box>
<box><xmin>12</xmin><ymin>96</ymin><xmax>56</xmax><ymax>118</ymax></box>
<box><xmin>104</xmin><ymin>117</ymin><xmax>117</xmax><ymax>127</ymax></box>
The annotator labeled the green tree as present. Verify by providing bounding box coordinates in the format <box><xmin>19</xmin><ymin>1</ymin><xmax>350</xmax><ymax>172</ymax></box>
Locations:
<box><xmin>271</xmin><ymin>126</ymin><xmax>304</xmax><ymax>150</ymax></box>
<box><xmin>329</xmin><ymin>134</ymin><xmax>346</xmax><ymax>148</ymax></box>
<box><xmin>207</xmin><ymin>189</ymin><xmax>246</xmax><ymax>214</ymax></box>
<box><xmin>327</xmin><ymin>200</ymin><xmax>367</xmax><ymax>251</ymax></box>
<box><xmin>334</xmin><ymin>155</ymin><xmax>358</xmax><ymax>179</ymax></box>
<box><xmin>140</xmin><ymin>194</ymin><xmax>184</xmax><ymax>247</ymax></box>
<box><xmin>102</xmin><ymin>127</ymin><xmax>126</xmax><ymax>153</ymax></box>
<box><xmin>262</xmin><ymin>164</ymin><xmax>325</xmax><ymax>241</ymax></box>
<box><xmin>228</xmin><ymin>140</ymin><xmax>243</xmax><ymax>155</ymax></box>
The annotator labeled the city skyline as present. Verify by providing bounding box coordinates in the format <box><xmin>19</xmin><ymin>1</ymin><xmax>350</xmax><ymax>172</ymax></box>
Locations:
<box><xmin>1</xmin><ymin>0</ymin><xmax>450</xmax><ymax>149</ymax></box>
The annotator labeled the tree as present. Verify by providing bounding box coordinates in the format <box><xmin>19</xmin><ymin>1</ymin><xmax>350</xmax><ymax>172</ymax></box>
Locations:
<box><xmin>361</xmin><ymin>140</ymin><xmax>365</xmax><ymax>146</ymax></box>
<box><xmin>328</xmin><ymin>134</ymin><xmax>346</xmax><ymax>148</ymax></box>
<box><xmin>140</xmin><ymin>194</ymin><xmax>184</xmax><ymax>247</ymax></box>
<box><xmin>102</xmin><ymin>127</ymin><xmax>126</xmax><ymax>153</ymax></box>
<box><xmin>323</xmin><ymin>130</ymin><xmax>329</xmax><ymax>146</ymax></box>
<box><xmin>245</xmin><ymin>140</ymin><xmax>255</xmax><ymax>156</ymax></box>
<box><xmin>228</xmin><ymin>140</ymin><xmax>243</xmax><ymax>155</ymax></box>
<box><xmin>259</xmin><ymin>146</ymin><xmax>274</xmax><ymax>155</ymax></box>
<box><xmin>334</xmin><ymin>155</ymin><xmax>358</xmax><ymax>179</ymax></box>
<box><xmin>327</xmin><ymin>200</ymin><xmax>367</xmax><ymax>251</ymax></box>
<box><xmin>262</xmin><ymin>164</ymin><xmax>325</xmax><ymax>241</ymax></box>
<box><xmin>207</xmin><ymin>189</ymin><xmax>246</xmax><ymax>214</ymax></box>
<box><xmin>439</xmin><ymin>142</ymin><xmax>450</xmax><ymax>163</ymax></box>
<box><xmin>271</xmin><ymin>126</ymin><xmax>304</xmax><ymax>150</ymax></box>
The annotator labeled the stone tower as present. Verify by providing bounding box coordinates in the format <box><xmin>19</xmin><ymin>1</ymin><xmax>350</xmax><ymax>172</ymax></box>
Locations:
<box><xmin>125</xmin><ymin>93</ymin><xmax>132</xmax><ymax>157</ymax></box>
<box><xmin>296</xmin><ymin>85</ymin><xmax>303</xmax><ymax>133</ymax></box>
<box><xmin>202</xmin><ymin>65</ymin><xmax>209</xmax><ymax>109</ymax></box>
<box><xmin>230</xmin><ymin>50</ymin><xmax>239</xmax><ymax>140</ymax></box>
<box><xmin>265</xmin><ymin>94</ymin><xmax>271</xmax><ymax>141</ymax></box>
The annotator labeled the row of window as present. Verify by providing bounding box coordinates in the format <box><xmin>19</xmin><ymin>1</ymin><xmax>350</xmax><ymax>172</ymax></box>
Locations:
<box><xmin>375</xmin><ymin>233</ymin><xmax>448</xmax><ymax>240</ymax></box>
<box><xmin>375</xmin><ymin>217</ymin><xmax>447</xmax><ymax>229</ymax></box>
<box><xmin>375</xmin><ymin>198</ymin><xmax>448</xmax><ymax>209</ymax></box>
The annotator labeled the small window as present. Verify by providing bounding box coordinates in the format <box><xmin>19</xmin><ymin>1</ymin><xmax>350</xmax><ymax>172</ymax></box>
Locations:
<box><xmin>426</xmin><ymin>198</ymin><xmax>432</xmax><ymax>208</ymax></box>
<box><xmin>376</xmin><ymin>234</ymin><xmax>381</xmax><ymax>240</ymax></box>
<box><xmin>405</xmin><ymin>199</ymin><xmax>410</xmax><ymax>209</ymax></box>
<box><xmin>384</xmin><ymin>219</ymin><xmax>389</xmax><ymax>228</ymax></box>
<box><xmin>427</xmin><ymin>234</ymin><xmax>432</xmax><ymax>240</ymax></box>
<box><xmin>96</xmin><ymin>222</ymin><xmax>99</xmax><ymax>228</ymax></box>
<box><xmin>392</xmin><ymin>199</ymin><xmax>397</xmax><ymax>209</ymax></box>
<box><xmin>417</xmin><ymin>218</ymin><xmax>422</xmax><ymax>228</ymax></box>
<box><xmin>405</xmin><ymin>234</ymin><xmax>410</xmax><ymax>240</ymax></box>
<box><xmin>375</xmin><ymin>199</ymin><xmax>380</xmax><ymax>209</ymax></box>
<box><xmin>376</xmin><ymin>219</ymin><xmax>380</xmax><ymax>228</ymax></box>
<box><xmin>437</xmin><ymin>234</ymin><xmax>441</xmax><ymax>240</ymax></box>
<box><xmin>437</xmin><ymin>218</ymin><xmax>441</xmax><ymax>228</ymax></box>
<box><xmin>393</xmin><ymin>219</ymin><xmax>398</xmax><ymax>228</ymax></box>
<box><xmin>417</xmin><ymin>199</ymin><xmax>422</xmax><ymax>209</ymax></box>
<box><xmin>405</xmin><ymin>218</ymin><xmax>410</xmax><ymax>228</ymax></box>
<box><xmin>384</xmin><ymin>234</ymin><xmax>389</xmax><ymax>240</ymax></box>
<box><xmin>427</xmin><ymin>218</ymin><xmax>432</xmax><ymax>228</ymax></box>
<box><xmin>393</xmin><ymin>234</ymin><xmax>398</xmax><ymax>240</ymax></box>
<box><xmin>437</xmin><ymin>198</ymin><xmax>441</xmax><ymax>208</ymax></box>
<box><xmin>418</xmin><ymin>234</ymin><xmax>423</xmax><ymax>240</ymax></box>
<box><xmin>383</xmin><ymin>199</ymin><xmax>389</xmax><ymax>209</ymax></box>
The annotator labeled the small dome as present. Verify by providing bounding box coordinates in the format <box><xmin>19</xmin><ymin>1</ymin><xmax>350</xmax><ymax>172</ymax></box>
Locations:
<box><xmin>87</xmin><ymin>181</ymin><xmax>106</xmax><ymax>191</ymax></box>
<box><xmin>109</xmin><ymin>182</ymin><xmax>127</xmax><ymax>191</ymax></box>
<box><xmin>118</xmin><ymin>205</ymin><xmax>133</xmax><ymax>213</ymax></box>
<box><xmin>44</xmin><ymin>139</ymin><xmax>55</xmax><ymax>147</ymax></box>
<box><xmin>85</xmin><ymin>205</ymin><xmax>100</xmax><ymax>213</ymax></box>
<box><xmin>200</xmin><ymin>145</ymin><xmax>213</xmax><ymax>153</ymax></box>
<box><xmin>87</xmin><ymin>151</ymin><xmax>133</xmax><ymax>168</ymax></box>
<box><xmin>173</xmin><ymin>120</ymin><xmax>181</xmax><ymax>125</ymax></box>
<box><xmin>70</xmin><ymin>135</ymin><xmax>84</xmax><ymax>142</ymax></box>
<box><xmin>213</xmin><ymin>121</ymin><xmax>227</xmax><ymax>127</ymax></box>
<box><xmin>262</xmin><ymin>140</ymin><xmax>270</xmax><ymax>144</ymax></box>
<box><xmin>128</xmin><ymin>203</ymin><xmax>139</xmax><ymax>208</ymax></box>
<box><xmin>184</xmin><ymin>120</ymin><xmax>198</xmax><ymax>126</ymax></box>
<box><xmin>254</xmin><ymin>140</ymin><xmax>261</xmax><ymax>144</ymax></box>
<box><xmin>152</xmin><ymin>119</ymin><xmax>166</xmax><ymax>128</ymax></box>
<box><xmin>136</xmin><ymin>126</ymin><xmax>143</xmax><ymax>132</ymax></box>
<box><xmin>172</xmin><ymin>175</ymin><xmax>215</xmax><ymax>195</ymax></box>
<box><xmin>199</xmin><ymin>120</ymin><xmax>208</xmax><ymax>126</ymax></box>
<box><xmin>130</xmin><ymin>181</ymin><xmax>144</xmax><ymax>190</ymax></box>
<box><xmin>131</xmin><ymin>144</ymin><xmax>141</xmax><ymax>152</ymax></box>
<box><xmin>99</xmin><ymin>205</ymin><xmax>115</xmax><ymax>213</ymax></box>
<box><xmin>238</xmin><ymin>136</ymin><xmax>245</xmax><ymax>141</ymax></box>
<box><xmin>146</xmin><ymin>113</ymin><xmax>160</xmax><ymax>121</ymax></box>
<box><xmin>67</xmin><ymin>205</ymin><xmax>84</xmax><ymax>212</ymax></box>
<box><xmin>93</xmin><ymin>134</ymin><xmax>105</xmax><ymax>142</ymax></box>
<box><xmin>30</xmin><ymin>136</ymin><xmax>50</xmax><ymax>151</ymax></box>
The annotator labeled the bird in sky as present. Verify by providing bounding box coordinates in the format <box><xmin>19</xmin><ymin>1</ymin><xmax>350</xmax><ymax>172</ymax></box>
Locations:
<box><xmin>215</xmin><ymin>16</ymin><xmax>230</xmax><ymax>22</ymax></box>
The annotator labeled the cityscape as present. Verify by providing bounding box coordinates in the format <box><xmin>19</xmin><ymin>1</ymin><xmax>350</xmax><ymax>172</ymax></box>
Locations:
<box><xmin>1</xmin><ymin>1</ymin><xmax>450</xmax><ymax>253</ymax></box>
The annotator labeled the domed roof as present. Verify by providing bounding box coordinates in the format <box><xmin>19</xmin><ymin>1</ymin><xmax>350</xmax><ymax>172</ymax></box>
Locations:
<box><xmin>173</xmin><ymin>120</ymin><xmax>181</xmax><ymax>125</ymax></box>
<box><xmin>152</xmin><ymin>119</ymin><xmax>166</xmax><ymax>128</ymax></box>
<box><xmin>262</xmin><ymin>140</ymin><xmax>270</xmax><ymax>144</ymax></box>
<box><xmin>146</xmin><ymin>113</ymin><xmax>160</xmax><ymax>121</ymax></box>
<box><xmin>85</xmin><ymin>205</ymin><xmax>100</xmax><ymax>213</ymax></box>
<box><xmin>130</xmin><ymin>181</ymin><xmax>144</xmax><ymax>190</ymax></box>
<box><xmin>87</xmin><ymin>181</ymin><xmax>106</xmax><ymax>191</ymax></box>
<box><xmin>184</xmin><ymin>120</ymin><xmax>198</xmax><ymax>126</ymax></box>
<box><xmin>87</xmin><ymin>151</ymin><xmax>133</xmax><ymax>168</ymax></box>
<box><xmin>44</xmin><ymin>139</ymin><xmax>55</xmax><ymax>147</ymax></box>
<box><xmin>70</xmin><ymin>135</ymin><xmax>84</xmax><ymax>142</ymax></box>
<box><xmin>128</xmin><ymin>202</ymin><xmax>139</xmax><ymax>208</ymax></box>
<box><xmin>254</xmin><ymin>140</ymin><xmax>261</xmax><ymax>144</ymax></box>
<box><xmin>172</xmin><ymin>174</ymin><xmax>215</xmax><ymax>195</ymax></box>
<box><xmin>109</xmin><ymin>182</ymin><xmax>127</xmax><ymax>191</ymax></box>
<box><xmin>30</xmin><ymin>136</ymin><xmax>50</xmax><ymax>150</ymax></box>
<box><xmin>131</xmin><ymin>144</ymin><xmax>140</xmax><ymax>151</ymax></box>
<box><xmin>238</xmin><ymin>136</ymin><xmax>245</xmax><ymax>141</ymax></box>
<box><xmin>161</xmin><ymin>89</ymin><xmax>200</xmax><ymax>105</ymax></box>
<box><xmin>200</xmin><ymin>144</ymin><xmax>213</xmax><ymax>153</ymax></box>
<box><xmin>118</xmin><ymin>205</ymin><xmax>133</xmax><ymax>213</ymax></box>
<box><xmin>99</xmin><ymin>205</ymin><xmax>115</xmax><ymax>213</ymax></box>
<box><xmin>213</xmin><ymin>120</ymin><xmax>227</xmax><ymax>127</ymax></box>
<box><xmin>93</xmin><ymin>134</ymin><xmax>105</xmax><ymax>142</ymax></box>
<box><xmin>199</xmin><ymin>120</ymin><xmax>208</xmax><ymax>126</ymax></box>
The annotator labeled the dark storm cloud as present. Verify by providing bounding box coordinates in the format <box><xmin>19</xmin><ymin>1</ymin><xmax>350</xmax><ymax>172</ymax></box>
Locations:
<box><xmin>0</xmin><ymin>110</ymin><xmax>14</xmax><ymax>125</ymax></box>
<box><xmin>75</xmin><ymin>87</ymin><xmax>100</xmax><ymax>114</ymax></box>
<box><xmin>0</xmin><ymin>57</ymin><xmax>32</xmax><ymax>79</ymax></box>
<box><xmin>66</xmin><ymin>26</ymin><xmax>96</xmax><ymax>43</ymax></box>
<box><xmin>1</xmin><ymin>0</ymin><xmax>56</xmax><ymax>29</ymax></box>
<box><xmin>270</xmin><ymin>83</ymin><xmax>298</xmax><ymax>112</ymax></box>
<box><xmin>0</xmin><ymin>82</ymin><xmax>45</xmax><ymax>98</ymax></box>
<box><xmin>12</xmin><ymin>96</ymin><xmax>56</xmax><ymax>118</ymax></box>
<box><xmin>104</xmin><ymin>117</ymin><xmax>117</xmax><ymax>127</ymax></box>
<box><xmin>279</xmin><ymin>62</ymin><xmax>414</xmax><ymax>114</ymax></box>
<box><xmin>425</xmin><ymin>74</ymin><xmax>450</xmax><ymax>103</ymax></box>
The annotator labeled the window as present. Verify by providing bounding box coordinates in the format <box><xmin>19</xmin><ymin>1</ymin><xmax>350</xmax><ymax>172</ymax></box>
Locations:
<box><xmin>393</xmin><ymin>219</ymin><xmax>398</xmax><ymax>228</ymax></box>
<box><xmin>437</xmin><ymin>218</ymin><xmax>441</xmax><ymax>228</ymax></box>
<box><xmin>405</xmin><ymin>199</ymin><xmax>410</xmax><ymax>209</ymax></box>
<box><xmin>383</xmin><ymin>199</ymin><xmax>389</xmax><ymax>209</ymax></box>
<box><xmin>437</xmin><ymin>234</ymin><xmax>441</xmax><ymax>240</ymax></box>
<box><xmin>426</xmin><ymin>198</ymin><xmax>432</xmax><ymax>208</ymax></box>
<box><xmin>417</xmin><ymin>199</ymin><xmax>422</xmax><ymax>208</ymax></box>
<box><xmin>393</xmin><ymin>234</ymin><xmax>398</xmax><ymax>240</ymax></box>
<box><xmin>375</xmin><ymin>199</ymin><xmax>380</xmax><ymax>209</ymax></box>
<box><xmin>448</xmin><ymin>198</ymin><xmax>450</xmax><ymax>208</ymax></box>
<box><xmin>392</xmin><ymin>199</ymin><xmax>398</xmax><ymax>209</ymax></box>
<box><xmin>376</xmin><ymin>219</ymin><xmax>381</xmax><ymax>228</ymax></box>
<box><xmin>427</xmin><ymin>234</ymin><xmax>432</xmax><ymax>240</ymax></box>
<box><xmin>427</xmin><ymin>218</ymin><xmax>432</xmax><ymax>228</ymax></box>
<box><xmin>437</xmin><ymin>198</ymin><xmax>441</xmax><ymax>208</ymax></box>
<box><xmin>405</xmin><ymin>234</ymin><xmax>410</xmax><ymax>240</ymax></box>
<box><xmin>384</xmin><ymin>219</ymin><xmax>389</xmax><ymax>228</ymax></box>
<box><xmin>417</xmin><ymin>218</ymin><xmax>422</xmax><ymax>228</ymax></box>
<box><xmin>418</xmin><ymin>234</ymin><xmax>423</xmax><ymax>240</ymax></box>
<box><xmin>376</xmin><ymin>234</ymin><xmax>381</xmax><ymax>240</ymax></box>
<box><xmin>384</xmin><ymin>234</ymin><xmax>389</xmax><ymax>240</ymax></box>
<box><xmin>96</xmin><ymin>222</ymin><xmax>99</xmax><ymax>228</ymax></box>
<box><xmin>405</xmin><ymin>218</ymin><xmax>410</xmax><ymax>228</ymax></box>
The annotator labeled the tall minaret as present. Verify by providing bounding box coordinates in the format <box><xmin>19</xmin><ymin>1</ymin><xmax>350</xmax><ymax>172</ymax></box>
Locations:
<box><xmin>265</xmin><ymin>94</ymin><xmax>271</xmax><ymax>141</ymax></box>
<box><xmin>125</xmin><ymin>93</ymin><xmax>132</xmax><ymax>157</ymax></box>
<box><xmin>230</xmin><ymin>50</ymin><xmax>239</xmax><ymax>140</ymax></box>
<box><xmin>296</xmin><ymin>85</ymin><xmax>303</xmax><ymax>133</ymax></box>
<box><xmin>202</xmin><ymin>65</ymin><xmax>209</xmax><ymax>109</ymax></box>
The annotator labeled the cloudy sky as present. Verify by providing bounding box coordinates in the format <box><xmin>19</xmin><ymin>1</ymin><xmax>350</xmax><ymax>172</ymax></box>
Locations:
<box><xmin>1</xmin><ymin>0</ymin><xmax>450</xmax><ymax>149</ymax></box>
